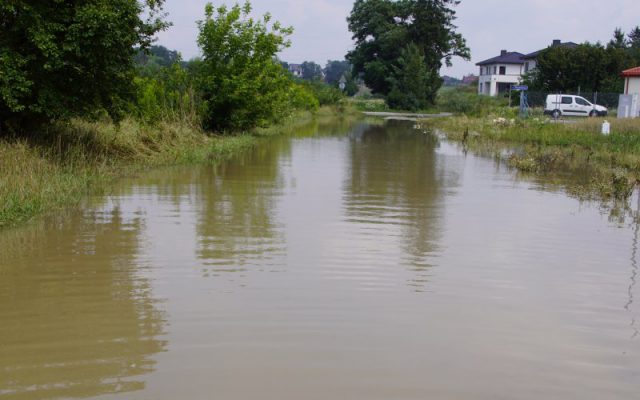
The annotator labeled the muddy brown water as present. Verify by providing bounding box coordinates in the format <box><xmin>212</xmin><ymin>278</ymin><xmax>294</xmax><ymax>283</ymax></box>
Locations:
<box><xmin>1</xmin><ymin>119</ymin><xmax>639</xmax><ymax>399</ymax></box>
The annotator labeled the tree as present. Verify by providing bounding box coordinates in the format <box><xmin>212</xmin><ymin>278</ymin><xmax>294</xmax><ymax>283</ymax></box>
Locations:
<box><xmin>627</xmin><ymin>26</ymin><xmax>640</xmax><ymax>65</ymax></box>
<box><xmin>629</xmin><ymin>26</ymin><xmax>640</xmax><ymax>48</ymax></box>
<box><xmin>529</xmin><ymin>43</ymin><xmax>630</xmax><ymax>93</ymax></box>
<box><xmin>343</xmin><ymin>71</ymin><xmax>360</xmax><ymax>96</ymax></box>
<box><xmin>135</xmin><ymin>45</ymin><xmax>181</xmax><ymax>69</ymax></box>
<box><xmin>324</xmin><ymin>60</ymin><xmax>352</xmax><ymax>85</ymax></box>
<box><xmin>386</xmin><ymin>44</ymin><xmax>436</xmax><ymax>110</ymax></box>
<box><xmin>196</xmin><ymin>1</ymin><xmax>295</xmax><ymax>131</ymax></box>
<box><xmin>0</xmin><ymin>0</ymin><xmax>168</xmax><ymax>133</ymax></box>
<box><xmin>346</xmin><ymin>0</ymin><xmax>469</xmax><ymax>106</ymax></box>
<box><xmin>608</xmin><ymin>28</ymin><xmax>628</xmax><ymax>49</ymax></box>
<box><xmin>300</xmin><ymin>61</ymin><xmax>323</xmax><ymax>81</ymax></box>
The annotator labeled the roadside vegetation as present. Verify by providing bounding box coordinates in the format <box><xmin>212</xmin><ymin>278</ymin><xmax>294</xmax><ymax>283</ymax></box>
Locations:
<box><xmin>0</xmin><ymin>1</ymin><xmax>346</xmax><ymax>228</ymax></box>
<box><xmin>422</xmin><ymin>111</ymin><xmax>640</xmax><ymax>200</ymax></box>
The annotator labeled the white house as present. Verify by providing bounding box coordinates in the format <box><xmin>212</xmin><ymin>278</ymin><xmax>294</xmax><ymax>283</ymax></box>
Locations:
<box><xmin>288</xmin><ymin>64</ymin><xmax>303</xmax><ymax>78</ymax></box>
<box><xmin>476</xmin><ymin>50</ymin><xmax>525</xmax><ymax>96</ymax></box>
<box><xmin>477</xmin><ymin>40</ymin><xmax>578</xmax><ymax>96</ymax></box>
<box><xmin>619</xmin><ymin>66</ymin><xmax>640</xmax><ymax>118</ymax></box>
<box><xmin>622</xmin><ymin>67</ymin><xmax>640</xmax><ymax>95</ymax></box>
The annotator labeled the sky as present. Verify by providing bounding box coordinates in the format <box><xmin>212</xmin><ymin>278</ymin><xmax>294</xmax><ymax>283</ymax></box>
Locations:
<box><xmin>156</xmin><ymin>0</ymin><xmax>640</xmax><ymax>78</ymax></box>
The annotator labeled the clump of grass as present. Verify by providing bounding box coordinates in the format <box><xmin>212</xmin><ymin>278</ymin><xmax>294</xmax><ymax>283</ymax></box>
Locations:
<box><xmin>1</xmin><ymin>118</ymin><xmax>210</xmax><ymax>227</ymax></box>
<box><xmin>349</xmin><ymin>98</ymin><xmax>390</xmax><ymax>112</ymax></box>
<box><xmin>436</xmin><ymin>85</ymin><xmax>510</xmax><ymax>116</ymax></box>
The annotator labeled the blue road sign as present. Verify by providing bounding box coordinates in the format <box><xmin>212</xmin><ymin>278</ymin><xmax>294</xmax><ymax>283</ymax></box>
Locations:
<box><xmin>511</xmin><ymin>85</ymin><xmax>528</xmax><ymax>91</ymax></box>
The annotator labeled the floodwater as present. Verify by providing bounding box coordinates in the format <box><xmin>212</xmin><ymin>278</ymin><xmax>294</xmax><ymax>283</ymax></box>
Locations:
<box><xmin>1</xmin><ymin>118</ymin><xmax>639</xmax><ymax>399</ymax></box>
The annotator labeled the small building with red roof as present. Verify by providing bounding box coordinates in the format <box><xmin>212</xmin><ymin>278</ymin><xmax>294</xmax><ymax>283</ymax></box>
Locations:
<box><xmin>622</xmin><ymin>67</ymin><xmax>640</xmax><ymax>95</ymax></box>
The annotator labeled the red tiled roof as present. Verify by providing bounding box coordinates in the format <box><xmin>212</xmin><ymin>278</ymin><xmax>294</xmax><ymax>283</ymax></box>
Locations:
<box><xmin>621</xmin><ymin>67</ymin><xmax>640</xmax><ymax>77</ymax></box>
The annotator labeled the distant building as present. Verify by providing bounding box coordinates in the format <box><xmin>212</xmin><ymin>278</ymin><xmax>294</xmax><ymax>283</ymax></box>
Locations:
<box><xmin>619</xmin><ymin>66</ymin><xmax>640</xmax><ymax>119</ymax></box>
<box><xmin>622</xmin><ymin>67</ymin><xmax>640</xmax><ymax>95</ymax></box>
<box><xmin>442</xmin><ymin>75</ymin><xmax>462</xmax><ymax>86</ymax></box>
<box><xmin>476</xmin><ymin>39</ymin><xmax>577</xmax><ymax>96</ymax></box>
<box><xmin>288</xmin><ymin>64</ymin><xmax>303</xmax><ymax>78</ymax></box>
<box><xmin>462</xmin><ymin>74</ymin><xmax>478</xmax><ymax>85</ymax></box>
<box><xmin>476</xmin><ymin>50</ymin><xmax>525</xmax><ymax>96</ymax></box>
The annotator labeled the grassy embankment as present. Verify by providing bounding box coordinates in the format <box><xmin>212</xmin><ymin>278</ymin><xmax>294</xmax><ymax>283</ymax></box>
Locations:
<box><xmin>423</xmin><ymin>114</ymin><xmax>640</xmax><ymax>200</ymax></box>
<box><xmin>0</xmin><ymin>108</ymin><xmax>339</xmax><ymax>229</ymax></box>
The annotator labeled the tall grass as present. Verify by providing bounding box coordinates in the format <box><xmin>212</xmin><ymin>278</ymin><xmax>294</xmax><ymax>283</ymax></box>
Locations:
<box><xmin>0</xmin><ymin>116</ymin><xmax>280</xmax><ymax>228</ymax></box>
<box><xmin>435</xmin><ymin>85</ymin><xmax>509</xmax><ymax>116</ymax></box>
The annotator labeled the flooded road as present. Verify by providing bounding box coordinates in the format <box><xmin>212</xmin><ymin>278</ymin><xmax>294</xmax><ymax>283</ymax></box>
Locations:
<box><xmin>1</xmin><ymin>118</ymin><xmax>639</xmax><ymax>399</ymax></box>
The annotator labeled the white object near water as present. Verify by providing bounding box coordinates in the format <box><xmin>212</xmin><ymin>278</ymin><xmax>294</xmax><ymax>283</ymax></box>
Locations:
<box><xmin>601</xmin><ymin>120</ymin><xmax>611</xmax><ymax>135</ymax></box>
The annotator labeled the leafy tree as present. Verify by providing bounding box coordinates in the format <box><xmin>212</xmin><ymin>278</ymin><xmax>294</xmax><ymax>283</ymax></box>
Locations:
<box><xmin>608</xmin><ymin>28</ymin><xmax>628</xmax><ymax>49</ymax></box>
<box><xmin>528</xmin><ymin>43</ymin><xmax>631</xmax><ymax>93</ymax></box>
<box><xmin>386</xmin><ymin>43</ymin><xmax>436</xmax><ymax>110</ymax></box>
<box><xmin>0</xmin><ymin>0</ymin><xmax>168</xmax><ymax>133</ymax></box>
<box><xmin>134</xmin><ymin>61</ymin><xmax>203</xmax><ymax>126</ymax></box>
<box><xmin>346</xmin><ymin>0</ymin><xmax>469</xmax><ymax>106</ymax></box>
<box><xmin>629</xmin><ymin>27</ymin><xmax>640</xmax><ymax>48</ymax></box>
<box><xmin>196</xmin><ymin>1</ymin><xmax>295</xmax><ymax>131</ymax></box>
<box><xmin>626</xmin><ymin>26</ymin><xmax>640</xmax><ymax>65</ymax></box>
<box><xmin>135</xmin><ymin>45</ymin><xmax>181</xmax><ymax>69</ymax></box>
<box><xmin>324</xmin><ymin>60</ymin><xmax>352</xmax><ymax>85</ymax></box>
<box><xmin>343</xmin><ymin>71</ymin><xmax>360</xmax><ymax>96</ymax></box>
<box><xmin>300</xmin><ymin>61</ymin><xmax>323</xmax><ymax>81</ymax></box>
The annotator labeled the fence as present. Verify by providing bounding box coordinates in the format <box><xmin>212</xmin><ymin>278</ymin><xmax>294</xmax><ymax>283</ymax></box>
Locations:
<box><xmin>512</xmin><ymin>91</ymin><xmax>621</xmax><ymax>109</ymax></box>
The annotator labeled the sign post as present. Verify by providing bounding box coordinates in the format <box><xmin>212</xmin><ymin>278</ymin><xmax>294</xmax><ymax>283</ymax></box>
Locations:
<box><xmin>511</xmin><ymin>85</ymin><xmax>529</xmax><ymax>119</ymax></box>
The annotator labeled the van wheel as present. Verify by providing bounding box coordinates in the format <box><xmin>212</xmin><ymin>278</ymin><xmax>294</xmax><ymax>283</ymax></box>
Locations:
<box><xmin>589</xmin><ymin>110</ymin><xmax>598</xmax><ymax>117</ymax></box>
<box><xmin>552</xmin><ymin>109</ymin><xmax>561</xmax><ymax>119</ymax></box>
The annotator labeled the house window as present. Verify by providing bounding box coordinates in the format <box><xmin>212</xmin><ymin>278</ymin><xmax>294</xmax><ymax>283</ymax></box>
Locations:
<box><xmin>525</xmin><ymin>62</ymin><xmax>529</xmax><ymax>72</ymax></box>
<box><xmin>493</xmin><ymin>66</ymin><xmax>497</xmax><ymax>74</ymax></box>
<box><xmin>499</xmin><ymin>66</ymin><xmax>506</xmax><ymax>75</ymax></box>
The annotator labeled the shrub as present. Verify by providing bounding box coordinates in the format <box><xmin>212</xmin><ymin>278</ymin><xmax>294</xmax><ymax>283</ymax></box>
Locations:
<box><xmin>196</xmin><ymin>1</ymin><xmax>295</xmax><ymax>132</ymax></box>
<box><xmin>436</xmin><ymin>86</ymin><xmax>508</xmax><ymax>116</ymax></box>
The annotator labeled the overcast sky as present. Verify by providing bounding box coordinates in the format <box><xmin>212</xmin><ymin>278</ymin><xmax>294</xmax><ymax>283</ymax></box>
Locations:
<box><xmin>156</xmin><ymin>0</ymin><xmax>640</xmax><ymax>77</ymax></box>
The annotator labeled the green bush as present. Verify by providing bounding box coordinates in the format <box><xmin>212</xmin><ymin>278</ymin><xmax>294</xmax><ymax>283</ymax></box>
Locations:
<box><xmin>0</xmin><ymin>0</ymin><xmax>168</xmax><ymax>133</ymax></box>
<box><xmin>436</xmin><ymin>86</ymin><xmax>508</xmax><ymax>116</ymax></box>
<box><xmin>196</xmin><ymin>2</ymin><xmax>296</xmax><ymax>132</ymax></box>
<box><xmin>288</xmin><ymin>84</ymin><xmax>320</xmax><ymax>111</ymax></box>
<box><xmin>133</xmin><ymin>63</ymin><xmax>202</xmax><ymax>127</ymax></box>
<box><xmin>299</xmin><ymin>80</ymin><xmax>344</xmax><ymax>106</ymax></box>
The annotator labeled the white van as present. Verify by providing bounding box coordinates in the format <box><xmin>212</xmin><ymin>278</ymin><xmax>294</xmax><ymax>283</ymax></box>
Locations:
<box><xmin>544</xmin><ymin>95</ymin><xmax>608</xmax><ymax>118</ymax></box>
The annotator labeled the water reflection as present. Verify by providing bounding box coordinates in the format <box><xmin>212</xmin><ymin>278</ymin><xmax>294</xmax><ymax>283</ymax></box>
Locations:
<box><xmin>343</xmin><ymin>120</ymin><xmax>461</xmax><ymax>290</ymax></box>
<box><xmin>0</xmin><ymin>205</ymin><xmax>166</xmax><ymax>399</ymax></box>
<box><xmin>627</xmin><ymin>194</ymin><xmax>640</xmax><ymax>339</ymax></box>
<box><xmin>629</xmin><ymin>220</ymin><xmax>639</xmax><ymax>339</ymax></box>
<box><xmin>195</xmin><ymin>137</ymin><xmax>290</xmax><ymax>277</ymax></box>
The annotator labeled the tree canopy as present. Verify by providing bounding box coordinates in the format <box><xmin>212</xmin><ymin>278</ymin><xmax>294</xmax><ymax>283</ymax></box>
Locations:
<box><xmin>346</xmin><ymin>0</ymin><xmax>469</xmax><ymax>109</ymax></box>
<box><xmin>527</xmin><ymin>27</ymin><xmax>640</xmax><ymax>93</ymax></box>
<box><xmin>298</xmin><ymin>61</ymin><xmax>322</xmax><ymax>81</ymax></box>
<box><xmin>324</xmin><ymin>60</ymin><xmax>352</xmax><ymax>86</ymax></box>
<box><xmin>0</xmin><ymin>0</ymin><xmax>168</xmax><ymax>132</ymax></box>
